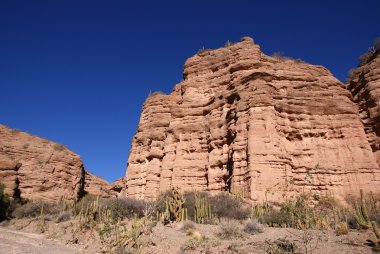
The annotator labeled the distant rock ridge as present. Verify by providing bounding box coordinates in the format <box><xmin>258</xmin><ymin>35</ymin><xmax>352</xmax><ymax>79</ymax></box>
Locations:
<box><xmin>125</xmin><ymin>36</ymin><xmax>380</xmax><ymax>201</ymax></box>
<box><xmin>0</xmin><ymin>125</ymin><xmax>117</xmax><ymax>201</ymax></box>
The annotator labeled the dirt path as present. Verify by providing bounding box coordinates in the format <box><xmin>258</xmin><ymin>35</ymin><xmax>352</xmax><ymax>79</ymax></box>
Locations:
<box><xmin>0</xmin><ymin>227</ymin><xmax>79</xmax><ymax>254</ymax></box>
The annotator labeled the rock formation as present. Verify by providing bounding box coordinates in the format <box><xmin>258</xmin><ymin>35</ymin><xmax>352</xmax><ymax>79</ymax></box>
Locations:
<box><xmin>0</xmin><ymin>161</ymin><xmax>21</xmax><ymax>199</ymax></box>
<box><xmin>348</xmin><ymin>49</ymin><xmax>380</xmax><ymax>166</ymax></box>
<box><xmin>125</xmin><ymin>37</ymin><xmax>380</xmax><ymax>201</ymax></box>
<box><xmin>84</xmin><ymin>171</ymin><xmax>119</xmax><ymax>198</ymax></box>
<box><xmin>0</xmin><ymin>125</ymin><xmax>115</xmax><ymax>201</ymax></box>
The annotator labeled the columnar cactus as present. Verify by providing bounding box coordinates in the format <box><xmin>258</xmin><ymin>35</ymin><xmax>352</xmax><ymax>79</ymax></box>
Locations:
<box><xmin>354</xmin><ymin>190</ymin><xmax>379</xmax><ymax>240</ymax></box>
<box><xmin>162</xmin><ymin>187</ymin><xmax>186</xmax><ymax>222</ymax></box>
<box><xmin>194</xmin><ymin>194</ymin><xmax>213</xmax><ymax>224</ymax></box>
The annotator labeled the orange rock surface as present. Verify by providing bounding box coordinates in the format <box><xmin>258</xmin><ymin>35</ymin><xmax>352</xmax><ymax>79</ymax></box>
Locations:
<box><xmin>0</xmin><ymin>125</ymin><xmax>115</xmax><ymax>201</ymax></box>
<box><xmin>348</xmin><ymin>50</ymin><xmax>380</xmax><ymax>166</ymax></box>
<box><xmin>125</xmin><ymin>37</ymin><xmax>380</xmax><ymax>201</ymax></box>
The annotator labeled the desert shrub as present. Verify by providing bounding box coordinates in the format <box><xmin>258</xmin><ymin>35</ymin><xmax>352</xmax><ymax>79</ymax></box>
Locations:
<box><xmin>100</xmin><ymin>197</ymin><xmax>147</xmax><ymax>220</ymax></box>
<box><xmin>197</xmin><ymin>48</ymin><xmax>211</xmax><ymax>54</ymax></box>
<box><xmin>53</xmin><ymin>143</ymin><xmax>65</xmax><ymax>151</ymax></box>
<box><xmin>56</xmin><ymin>211</ymin><xmax>71</xmax><ymax>223</ymax></box>
<box><xmin>149</xmin><ymin>91</ymin><xmax>165</xmax><ymax>97</ymax></box>
<box><xmin>183</xmin><ymin>191</ymin><xmax>249</xmax><ymax>222</ymax></box>
<box><xmin>335</xmin><ymin>221</ymin><xmax>349</xmax><ymax>236</ymax></box>
<box><xmin>74</xmin><ymin>193</ymin><xmax>98</xmax><ymax>215</ymax></box>
<box><xmin>217</xmin><ymin>219</ymin><xmax>244</xmax><ymax>240</ymax></box>
<box><xmin>183</xmin><ymin>191</ymin><xmax>208</xmax><ymax>222</ymax></box>
<box><xmin>244</xmin><ymin>219</ymin><xmax>264</xmax><ymax>234</ymax></box>
<box><xmin>359</xmin><ymin>51</ymin><xmax>373</xmax><ymax>65</ymax></box>
<box><xmin>359</xmin><ymin>37</ymin><xmax>380</xmax><ymax>65</ymax></box>
<box><xmin>12</xmin><ymin>201</ymin><xmax>60</xmax><ymax>219</ymax></box>
<box><xmin>0</xmin><ymin>183</ymin><xmax>10</xmax><ymax>220</ymax></box>
<box><xmin>10</xmin><ymin>128</ymin><xmax>20</xmax><ymax>134</ymax></box>
<box><xmin>182</xmin><ymin>221</ymin><xmax>196</xmax><ymax>231</ymax></box>
<box><xmin>348</xmin><ymin>190</ymin><xmax>380</xmax><ymax>232</ymax></box>
<box><xmin>271</xmin><ymin>51</ymin><xmax>293</xmax><ymax>61</ymax></box>
<box><xmin>181</xmin><ymin>234</ymin><xmax>219</xmax><ymax>253</ymax></box>
<box><xmin>209</xmin><ymin>192</ymin><xmax>250</xmax><ymax>220</ymax></box>
<box><xmin>263</xmin><ymin>239</ymin><xmax>298</xmax><ymax>254</ymax></box>
<box><xmin>261</xmin><ymin>194</ymin><xmax>330</xmax><ymax>230</ymax></box>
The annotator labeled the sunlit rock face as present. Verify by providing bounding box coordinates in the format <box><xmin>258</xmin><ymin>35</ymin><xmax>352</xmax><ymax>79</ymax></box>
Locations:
<box><xmin>125</xmin><ymin>37</ymin><xmax>380</xmax><ymax>201</ymax></box>
<box><xmin>348</xmin><ymin>50</ymin><xmax>380</xmax><ymax>167</ymax></box>
<box><xmin>0</xmin><ymin>125</ymin><xmax>117</xmax><ymax>201</ymax></box>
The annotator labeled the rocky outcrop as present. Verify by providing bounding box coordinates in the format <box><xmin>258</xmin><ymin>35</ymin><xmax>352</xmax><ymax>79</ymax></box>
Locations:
<box><xmin>84</xmin><ymin>171</ymin><xmax>119</xmax><ymax>198</ymax></box>
<box><xmin>125</xmin><ymin>37</ymin><xmax>380</xmax><ymax>201</ymax></box>
<box><xmin>348</xmin><ymin>50</ymin><xmax>380</xmax><ymax>166</ymax></box>
<box><xmin>0</xmin><ymin>125</ymin><xmax>86</xmax><ymax>201</ymax></box>
<box><xmin>0</xmin><ymin>125</ymin><xmax>115</xmax><ymax>201</ymax></box>
<box><xmin>0</xmin><ymin>161</ymin><xmax>21</xmax><ymax>199</ymax></box>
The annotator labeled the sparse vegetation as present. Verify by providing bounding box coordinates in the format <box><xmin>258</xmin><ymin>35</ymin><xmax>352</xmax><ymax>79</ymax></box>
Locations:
<box><xmin>358</xmin><ymin>36</ymin><xmax>380</xmax><ymax>65</ymax></box>
<box><xmin>335</xmin><ymin>221</ymin><xmax>349</xmax><ymax>236</ymax></box>
<box><xmin>217</xmin><ymin>219</ymin><xmax>244</xmax><ymax>240</ymax></box>
<box><xmin>0</xmin><ymin>183</ymin><xmax>10</xmax><ymax>221</ymax></box>
<box><xmin>148</xmin><ymin>91</ymin><xmax>166</xmax><ymax>97</ymax></box>
<box><xmin>244</xmin><ymin>219</ymin><xmax>264</xmax><ymax>234</ymax></box>
<box><xmin>271</xmin><ymin>51</ymin><xmax>306</xmax><ymax>64</ymax></box>
<box><xmin>53</xmin><ymin>143</ymin><xmax>65</xmax><ymax>151</ymax></box>
<box><xmin>2</xmin><ymin>188</ymin><xmax>379</xmax><ymax>253</ymax></box>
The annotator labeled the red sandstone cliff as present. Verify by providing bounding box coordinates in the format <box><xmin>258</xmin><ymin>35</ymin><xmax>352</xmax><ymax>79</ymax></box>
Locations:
<box><xmin>0</xmin><ymin>125</ymin><xmax>115</xmax><ymax>201</ymax></box>
<box><xmin>348</xmin><ymin>49</ymin><xmax>380</xmax><ymax>166</ymax></box>
<box><xmin>125</xmin><ymin>37</ymin><xmax>380</xmax><ymax>201</ymax></box>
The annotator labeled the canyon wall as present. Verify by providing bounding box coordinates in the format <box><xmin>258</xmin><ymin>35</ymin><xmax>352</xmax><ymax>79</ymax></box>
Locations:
<box><xmin>0</xmin><ymin>125</ymin><xmax>116</xmax><ymax>201</ymax></box>
<box><xmin>348</xmin><ymin>50</ymin><xmax>380</xmax><ymax>166</ymax></box>
<box><xmin>125</xmin><ymin>37</ymin><xmax>380</xmax><ymax>201</ymax></box>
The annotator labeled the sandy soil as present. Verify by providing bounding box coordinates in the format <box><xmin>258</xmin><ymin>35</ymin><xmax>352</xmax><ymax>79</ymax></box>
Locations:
<box><xmin>1</xmin><ymin>218</ymin><xmax>377</xmax><ymax>254</ymax></box>
<box><xmin>0</xmin><ymin>227</ymin><xmax>79</xmax><ymax>254</ymax></box>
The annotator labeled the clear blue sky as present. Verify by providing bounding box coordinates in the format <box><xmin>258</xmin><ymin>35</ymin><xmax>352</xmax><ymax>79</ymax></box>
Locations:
<box><xmin>1</xmin><ymin>0</ymin><xmax>379</xmax><ymax>182</ymax></box>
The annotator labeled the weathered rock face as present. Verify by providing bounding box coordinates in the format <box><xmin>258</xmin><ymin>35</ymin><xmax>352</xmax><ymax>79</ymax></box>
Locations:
<box><xmin>0</xmin><ymin>125</ymin><xmax>115</xmax><ymax>201</ymax></box>
<box><xmin>0</xmin><ymin>161</ymin><xmax>21</xmax><ymax>198</ymax></box>
<box><xmin>0</xmin><ymin>125</ymin><xmax>85</xmax><ymax>201</ymax></box>
<box><xmin>126</xmin><ymin>37</ymin><xmax>380</xmax><ymax>201</ymax></box>
<box><xmin>84</xmin><ymin>171</ymin><xmax>120</xmax><ymax>198</ymax></box>
<box><xmin>348</xmin><ymin>50</ymin><xmax>380</xmax><ymax>166</ymax></box>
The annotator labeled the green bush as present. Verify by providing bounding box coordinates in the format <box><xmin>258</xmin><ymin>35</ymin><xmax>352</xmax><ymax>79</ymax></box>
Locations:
<box><xmin>0</xmin><ymin>183</ymin><xmax>10</xmax><ymax>220</ymax></box>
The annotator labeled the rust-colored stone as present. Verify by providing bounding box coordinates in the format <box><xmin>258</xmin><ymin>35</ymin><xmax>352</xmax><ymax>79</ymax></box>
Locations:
<box><xmin>125</xmin><ymin>37</ymin><xmax>380</xmax><ymax>201</ymax></box>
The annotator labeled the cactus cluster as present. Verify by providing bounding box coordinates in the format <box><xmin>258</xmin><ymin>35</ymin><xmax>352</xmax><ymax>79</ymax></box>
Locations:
<box><xmin>78</xmin><ymin>195</ymin><xmax>100</xmax><ymax>228</ymax></box>
<box><xmin>194</xmin><ymin>194</ymin><xmax>213</xmax><ymax>224</ymax></box>
<box><xmin>354</xmin><ymin>189</ymin><xmax>380</xmax><ymax>239</ymax></box>
<box><xmin>158</xmin><ymin>187</ymin><xmax>187</xmax><ymax>222</ymax></box>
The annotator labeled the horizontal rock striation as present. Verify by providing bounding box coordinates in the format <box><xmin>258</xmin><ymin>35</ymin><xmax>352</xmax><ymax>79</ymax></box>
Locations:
<box><xmin>0</xmin><ymin>161</ymin><xmax>21</xmax><ymax>199</ymax></box>
<box><xmin>84</xmin><ymin>171</ymin><xmax>120</xmax><ymax>198</ymax></box>
<box><xmin>0</xmin><ymin>125</ymin><xmax>115</xmax><ymax>201</ymax></box>
<box><xmin>348</xmin><ymin>50</ymin><xmax>380</xmax><ymax>166</ymax></box>
<box><xmin>0</xmin><ymin>125</ymin><xmax>86</xmax><ymax>201</ymax></box>
<box><xmin>126</xmin><ymin>37</ymin><xmax>380</xmax><ymax>201</ymax></box>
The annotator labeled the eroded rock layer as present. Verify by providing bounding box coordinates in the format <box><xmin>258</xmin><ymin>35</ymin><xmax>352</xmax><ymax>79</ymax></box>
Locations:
<box><xmin>348</xmin><ymin>50</ymin><xmax>380</xmax><ymax>166</ymax></box>
<box><xmin>0</xmin><ymin>125</ymin><xmax>114</xmax><ymax>201</ymax></box>
<box><xmin>84</xmin><ymin>171</ymin><xmax>119</xmax><ymax>198</ymax></box>
<box><xmin>126</xmin><ymin>37</ymin><xmax>380</xmax><ymax>201</ymax></box>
